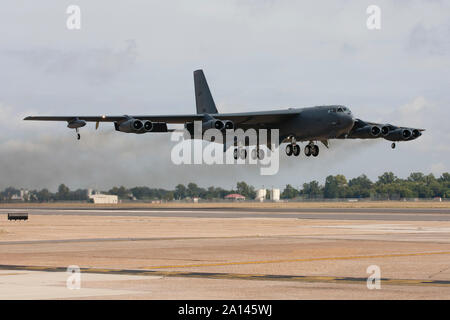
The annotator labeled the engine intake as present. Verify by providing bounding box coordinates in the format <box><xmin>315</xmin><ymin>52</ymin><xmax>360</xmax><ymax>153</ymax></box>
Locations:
<box><xmin>143</xmin><ymin>120</ymin><xmax>153</xmax><ymax>132</ymax></box>
<box><xmin>224</xmin><ymin>120</ymin><xmax>234</xmax><ymax>130</ymax></box>
<box><xmin>402</xmin><ymin>129</ymin><xmax>411</xmax><ymax>139</ymax></box>
<box><xmin>371</xmin><ymin>126</ymin><xmax>381</xmax><ymax>136</ymax></box>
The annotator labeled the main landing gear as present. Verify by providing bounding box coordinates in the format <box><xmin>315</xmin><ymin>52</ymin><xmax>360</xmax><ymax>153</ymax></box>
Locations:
<box><xmin>304</xmin><ymin>142</ymin><xmax>319</xmax><ymax>157</ymax></box>
<box><xmin>233</xmin><ymin>147</ymin><xmax>265</xmax><ymax>160</ymax></box>
<box><xmin>285</xmin><ymin>143</ymin><xmax>300</xmax><ymax>157</ymax></box>
<box><xmin>391</xmin><ymin>143</ymin><xmax>396</xmax><ymax>149</ymax></box>
<box><xmin>285</xmin><ymin>141</ymin><xmax>319</xmax><ymax>157</ymax></box>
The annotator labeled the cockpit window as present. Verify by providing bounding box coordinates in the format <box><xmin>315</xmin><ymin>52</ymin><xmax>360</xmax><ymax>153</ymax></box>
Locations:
<box><xmin>328</xmin><ymin>108</ymin><xmax>337</xmax><ymax>113</ymax></box>
<box><xmin>337</xmin><ymin>107</ymin><xmax>343</xmax><ymax>112</ymax></box>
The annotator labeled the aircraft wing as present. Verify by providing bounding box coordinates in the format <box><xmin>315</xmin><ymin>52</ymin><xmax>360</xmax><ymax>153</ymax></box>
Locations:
<box><xmin>24</xmin><ymin>109</ymin><xmax>299</xmax><ymax>126</ymax></box>
<box><xmin>23</xmin><ymin>114</ymin><xmax>203</xmax><ymax>124</ymax></box>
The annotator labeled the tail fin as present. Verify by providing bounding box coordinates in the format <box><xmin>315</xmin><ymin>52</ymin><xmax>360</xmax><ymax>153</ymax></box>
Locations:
<box><xmin>194</xmin><ymin>69</ymin><xmax>218</xmax><ymax>114</ymax></box>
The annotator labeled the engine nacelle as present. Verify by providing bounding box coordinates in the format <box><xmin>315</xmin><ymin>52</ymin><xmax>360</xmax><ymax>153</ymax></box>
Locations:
<box><xmin>350</xmin><ymin>125</ymin><xmax>381</xmax><ymax>138</ymax></box>
<box><xmin>384</xmin><ymin>128</ymin><xmax>413</xmax><ymax>141</ymax></box>
<box><xmin>117</xmin><ymin>118</ymin><xmax>144</xmax><ymax>133</ymax></box>
<box><xmin>202</xmin><ymin>119</ymin><xmax>225</xmax><ymax>131</ymax></box>
<box><xmin>381</xmin><ymin>125</ymin><xmax>390</xmax><ymax>136</ymax></box>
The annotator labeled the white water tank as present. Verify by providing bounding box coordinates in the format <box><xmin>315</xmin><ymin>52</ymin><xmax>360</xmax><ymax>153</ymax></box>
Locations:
<box><xmin>270</xmin><ymin>188</ymin><xmax>280</xmax><ymax>201</ymax></box>
<box><xmin>256</xmin><ymin>189</ymin><xmax>267</xmax><ymax>201</ymax></box>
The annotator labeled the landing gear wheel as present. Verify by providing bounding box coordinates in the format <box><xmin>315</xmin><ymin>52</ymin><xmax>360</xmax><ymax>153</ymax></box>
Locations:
<box><xmin>233</xmin><ymin>148</ymin><xmax>239</xmax><ymax>160</ymax></box>
<box><xmin>251</xmin><ymin>149</ymin><xmax>257</xmax><ymax>160</ymax></box>
<box><xmin>286</xmin><ymin>144</ymin><xmax>293</xmax><ymax>156</ymax></box>
<box><xmin>292</xmin><ymin>144</ymin><xmax>300</xmax><ymax>156</ymax></box>
<box><xmin>304</xmin><ymin>145</ymin><xmax>312</xmax><ymax>157</ymax></box>
<box><xmin>311</xmin><ymin>145</ymin><xmax>319</xmax><ymax>157</ymax></box>
<box><xmin>257</xmin><ymin>149</ymin><xmax>265</xmax><ymax>160</ymax></box>
<box><xmin>391</xmin><ymin>143</ymin><xmax>396</xmax><ymax>149</ymax></box>
<box><xmin>239</xmin><ymin>148</ymin><xmax>247</xmax><ymax>159</ymax></box>
<box><xmin>77</xmin><ymin>133</ymin><xmax>81</xmax><ymax>140</ymax></box>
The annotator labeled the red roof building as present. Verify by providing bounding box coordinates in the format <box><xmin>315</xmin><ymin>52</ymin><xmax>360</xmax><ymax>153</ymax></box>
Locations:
<box><xmin>224</xmin><ymin>193</ymin><xmax>246</xmax><ymax>200</ymax></box>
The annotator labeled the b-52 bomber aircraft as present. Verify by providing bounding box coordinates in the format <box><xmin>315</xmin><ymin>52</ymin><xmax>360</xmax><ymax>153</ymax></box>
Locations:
<box><xmin>24</xmin><ymin>69</ymin><xmax>424</xmax><ymax>159</ymax></box>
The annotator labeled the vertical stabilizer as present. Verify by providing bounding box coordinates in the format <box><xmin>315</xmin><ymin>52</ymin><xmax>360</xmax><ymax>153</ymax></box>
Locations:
<box><xmin>194</xmin><ymin>70</ymin><xmax>218</xmax><ymax>114</ymax></box>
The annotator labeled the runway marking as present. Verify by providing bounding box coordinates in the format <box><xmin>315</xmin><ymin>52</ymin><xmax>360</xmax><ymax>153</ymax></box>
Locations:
<box><xmin>143</xmin><ymin>251</ymin><xmax>450</xmax><ymax>269</ymax></box>
<box><xmin>0</xmin><ymin>264</ymin><xmax>449</xmax><ymax>287</ymax></box>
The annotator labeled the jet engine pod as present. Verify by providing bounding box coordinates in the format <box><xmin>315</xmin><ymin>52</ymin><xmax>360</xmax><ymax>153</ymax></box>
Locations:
<box><xmin>383</xmin><ymin>128</ymin><xmax>414</xmax><ymax>141</ymax></box>
<box><xmin>381</xmin><ymin>125</ymin><xmax>390</xmax><ymax>136</ymax></box>
<box><xmin>350</xmin><ymin>125</ymin><xmax>382</xmax><ymax>138</ymax></box>
<box><xmin>117</xmin><ymin>118</ymin><xmax>144</xmax><ymax>133</ymax></box>
<box><xmin>202</xmin><ymin>119</ymin><xmax>224</xmax><ymax>131</ymax></box>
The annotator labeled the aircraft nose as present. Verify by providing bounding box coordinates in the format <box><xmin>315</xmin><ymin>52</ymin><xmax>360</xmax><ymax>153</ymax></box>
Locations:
<box><xmin>341</xmin><ymin>114</ymin><xmax>354</xmax><ymax>130</ymax></box>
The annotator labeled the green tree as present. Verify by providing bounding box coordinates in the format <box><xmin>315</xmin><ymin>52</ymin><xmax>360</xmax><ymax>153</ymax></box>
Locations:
<box><xmin>301</xmin><ymin>181</ymin><xmax>323</xmax><ymax>199</ymax></box>
<box><xmin>236</xmin><ymin>181</ymin><xmax>256</xmax><ymax>199</ymax></box>
<box><xmin>36</xmin><ymin>188</ymin><xmax>52</xmax><ymax>202</ymax></box>
<box><xmin>281</xmin><ymin>184</ymin><xmax>298</xmax><ymax>199</ymax></box>
<box><xmin>187</xmin><ymin>183</ymin><xmax>200</xmax><ymax>198</ymax></box>
<box><xmin>377</xmin><ymin>172</ymin><xmax>397</xmax><ymax>185</ymax></box>
<box><xmin>324</xmin><ymin>175</ymin><xmax>347</xmax><ymax>198</ymax></box>
<box><xmin>348</xmin><ymin>174</ymin><xmax>373</xmax><ymax>198</ymax></box>
<box><xmin>57</xmin><ymin>184</ymin><xmax>70</xmax><ymax>200</ymax></box>
<box><xmin>174</xmin><ymin>184</ymin><xmax>187</xmax><ymax>200</ymax></box>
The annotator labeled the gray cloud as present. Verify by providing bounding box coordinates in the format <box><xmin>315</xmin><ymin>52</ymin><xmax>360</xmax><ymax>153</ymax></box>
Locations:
<box><xmin>0</xmin><ymin>1</ymin><xmax>449</xmax><ymax>190</ymax></box>
<box><xmin>5</xmin><ymin>40</ymin><xmax>137</xmax><ymax>84</ymax></box>
<box><xmin>407</xmin><ymin>23</ymin><xmax>450</xmax><ymax>55</ymax></box>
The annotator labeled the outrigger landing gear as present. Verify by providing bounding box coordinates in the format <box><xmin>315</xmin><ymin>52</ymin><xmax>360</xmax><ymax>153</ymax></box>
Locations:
<box><xmin>76</xmin><ymin>128</ymin><xmax>81</xmax><ymax>140</ymax></box>
<box><xmin>391</xmin><ymin>142</ymin><xmax>396</xmax><ymax>149</ymax></box>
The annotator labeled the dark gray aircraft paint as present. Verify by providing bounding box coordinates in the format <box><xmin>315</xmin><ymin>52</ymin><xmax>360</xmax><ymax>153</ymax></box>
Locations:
<box><xmin>24</xmin><ymin>70</ymin><xmax>424</xmax><ymax>157</ymax></box>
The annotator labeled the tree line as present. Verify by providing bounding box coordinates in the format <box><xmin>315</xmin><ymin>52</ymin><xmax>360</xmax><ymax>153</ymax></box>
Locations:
<box><xmin>0</xmin><ymin>172</ymin><xmax>448</xmax><ymax>202</ymax></box>
<box><xmin>281</xmin><ymin>172</ymin><xmax>450</xmax><ymax>200</ymax></box>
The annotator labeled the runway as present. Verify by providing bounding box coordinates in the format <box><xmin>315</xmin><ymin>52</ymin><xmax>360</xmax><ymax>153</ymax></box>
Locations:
<box><xmin>1</xmin><ymin>207</ymin><xmax>450</xmax><ymax>221</ymax></box>
<box><xmin>1</xmin><ymin>205</ymin><xmax>450</xmax><ymax>299</ymax></box>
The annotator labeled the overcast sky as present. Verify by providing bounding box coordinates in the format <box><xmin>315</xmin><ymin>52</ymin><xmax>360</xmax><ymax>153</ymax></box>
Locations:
<box><xmin>0</xmin><ymin>0</ymin><xmax>449</xmax><ymax>191</ymax></box>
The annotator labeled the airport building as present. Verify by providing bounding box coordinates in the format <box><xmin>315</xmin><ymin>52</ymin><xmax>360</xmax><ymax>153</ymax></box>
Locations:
<box><xmin>88</xmin><ymin>194</ymin><xmax>118</xmax><ymax>204</ymax></box>
<box><xmin>224</xmin><ymin>193</ymin><xmax>246</xmax><ymax>201</ymax></box>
